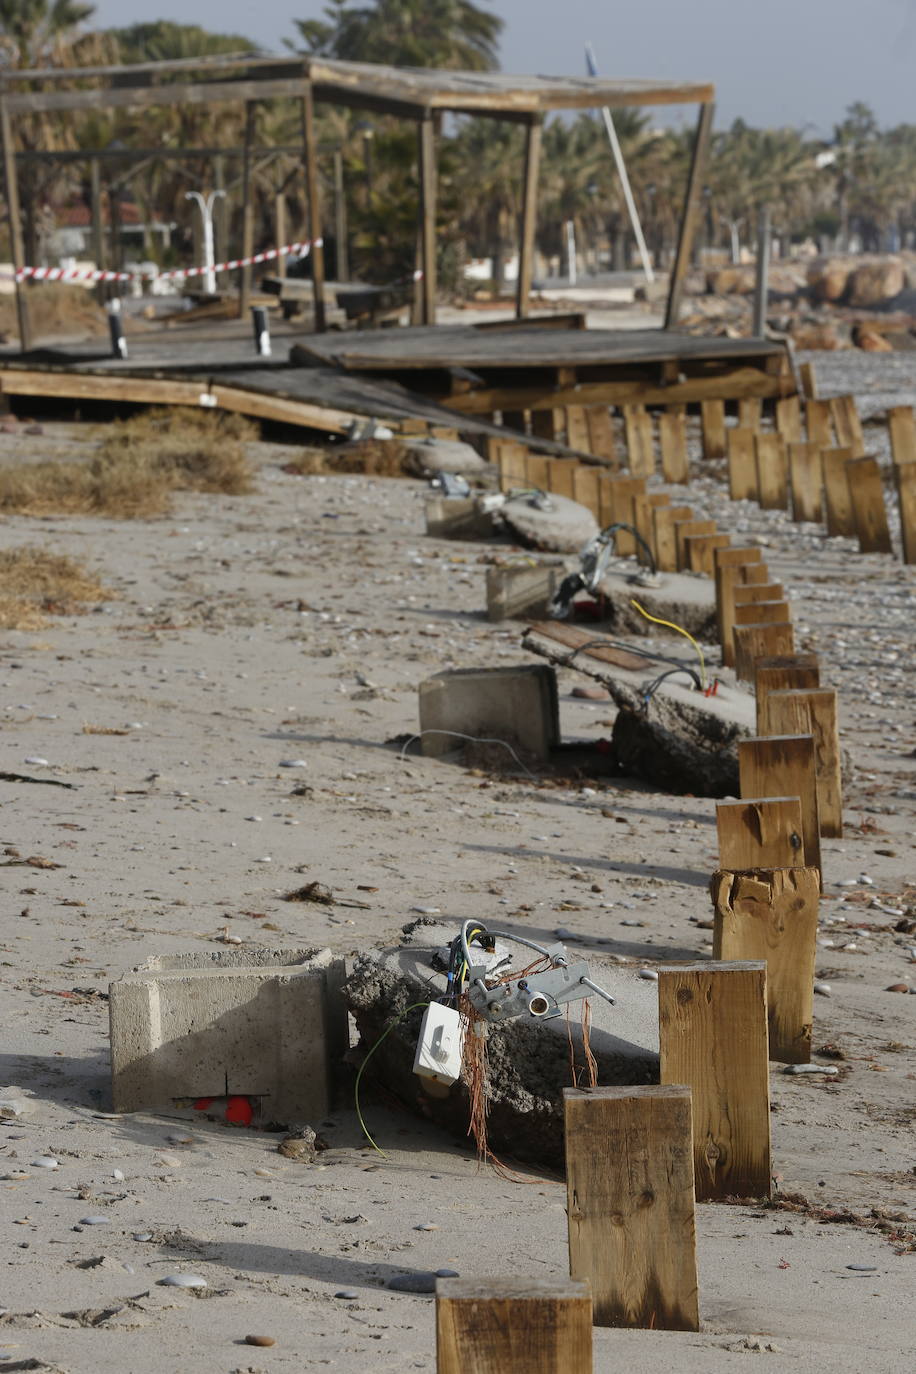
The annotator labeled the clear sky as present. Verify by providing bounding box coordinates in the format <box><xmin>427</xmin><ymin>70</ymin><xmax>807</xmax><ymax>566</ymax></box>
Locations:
<box><xmin>89</xmin><ymin>0</ymin><xmax>916</xmax><ymax>135</ymax></box>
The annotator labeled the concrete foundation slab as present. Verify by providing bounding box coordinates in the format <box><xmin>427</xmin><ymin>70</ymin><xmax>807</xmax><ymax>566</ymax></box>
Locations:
<box><xmin>418</xmin><ymin>664</ymin><xmax>559</xmax><ymax>761</ymax></box>
<box><xmin>425</xmin><ymin>497</ymin><xmax>495</xmax><ymax>540</ymax></box>
<box><xmin>109</xmin><ymin>946</ymin><xmax>347</xmax><ymax>1125</ymax></box>
<box><xmin>486</xmin><ymin>564</ymin><xmax>559</xmax><ymax>621</ymax></box>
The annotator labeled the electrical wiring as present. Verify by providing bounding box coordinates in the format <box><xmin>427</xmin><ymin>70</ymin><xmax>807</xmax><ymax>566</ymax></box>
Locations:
<box><xmin>354</xmin><ymin>1000</ymin><xmax>431</xmax><ymax>1157</ymax></box>
<box><xmin>629</xmin><ymin>598</ymin><xmax>708</xmax><ymax>688</ymax></box>
<box><xmin>641</xmin><ymin>665</ymin><xmax>703</xmax><ymax>708</ymax></box>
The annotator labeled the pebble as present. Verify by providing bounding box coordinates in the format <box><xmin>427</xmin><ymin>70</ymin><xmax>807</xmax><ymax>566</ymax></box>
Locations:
<box><xmin>334</xmin><ymin>1289</ymin><xmax>358</xmax><ymax>1300</ymax></box>
<box><xmin>0</xmin><ymin>1096</ymin><xmax>33</xmax><ymax>1119</ymax></box>
<box><xmin>132</xmin><ymin>1232</ymin><xmax>153</xmax><ymax>1242</ymax></box>
<box><xmin>254</xmin><ymin>856</ymin><xmax>272</xmax><ymax>863</ymax></box>
<box><xmin>555</xmin><ymin>928</ymin><xmax>583</xmax><ymax>943</ymax></box>
<box><xmin>620</xmin><ymin>919</ymin><xmax>645</xmax><ymax>927</ymax></box>
<box><xmin>112</xmin><ymin>1168</ymin><xmax>125</xmax><ymax>1181</ymax></box>
<box><xmin>386</xmin><ymin>1273</ymin><xmax>439</xmax><ymax>1293</ymax></box>
<box><xmin>158</xmin><ymin>1273</ymin><xmax>207</xmax><ymax>1289</ymax></box>
<box><xmin>24</xmin><ymin>756</ymin><xmax>49</xmax><ymax>767</ymax></box>
<box><xmin>279</xmin><ymin>759</ymin><xmax>308</xmax><ymax>768</ymax></box>
<box><xmin>245</xmin><ymin>815</ymin><xmax>263</xmax><ymax>822</ymax></box>
<box><xmin>885</xmin><ymin>983</ymin><xmax>911</xmax><ymax>993</ymax></box>
<box><xmin>31</xmin><ymin>1157</ymin><xmax>59</xmax><ymax>1169</ymax></box>
<box><xmin>245</xmin><ymin>1335</ymin><xmax>276</xmax><ymax>1347</ymax></box>
<box><xmin>414</xmin><ymin>1223</ymin><xmax>438</xmax><ymax>1231</ymax></box>
<box><xmin>410</xmin><ymin>906</ymin><xmax>440</xmax><ymax>914</ymax></box>
<box><xmin>783</xmin><ymin>1064</ymin><xmax>839</xmax><ymax>1076</ymax></box>
<box><xmin>80</xmin><ymin>1216</ymin><xmax>110</xmax><ymax>1225</ymax></box>
<box><xmin>571</xmin><ymin>685</ymin><xmax>610</xmax><ymax>700</ymax></box>
<box><xmin>846</xmin><ymin>1265</ymin><xmax>877</xmax><ymax>1272</ymax></box>
<box><xmin>813</xmin><ymin>981</ymin><xmax>832</xmax><ymax>996</ymax></box>
<box><xmin>637</xmin><ymin>968</ymin><xmax>659</xmax><ymax>981</ymax></box>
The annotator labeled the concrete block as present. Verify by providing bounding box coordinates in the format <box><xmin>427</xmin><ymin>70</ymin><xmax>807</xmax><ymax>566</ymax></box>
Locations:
<box><xmin>109</xmin><ymin>946</ymin><xmax>347</xmax><ymax>1125</ymax></box>
<box><xmin>485</xmin><ymin>564</ymin><xmax>558</xmax><ymax>621</ymax></box>
<box><xmin>418</xmin><ymin>664</ymin><xmax>559</xmax><ymax>761</ymax></box>
<box><xmin>425</xmin><ymin>497</ymin><xmax>495</xmax><ymax>540</ymax></box>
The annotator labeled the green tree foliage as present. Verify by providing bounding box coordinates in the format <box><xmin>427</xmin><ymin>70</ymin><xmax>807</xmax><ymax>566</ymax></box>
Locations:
<box><xmin>293</xmin><ymin>0</ymin><xmax>502</xmax><ymax>70</ymax></box>
<box><xmin>109</xmin><ymin>21</ymin><xmax>257</xmax><ymax>64</ymax></box>
<box><xmin>0</xmin><ymin>0</ymin><xmax>95</xmax><ymax>67</ymax></box>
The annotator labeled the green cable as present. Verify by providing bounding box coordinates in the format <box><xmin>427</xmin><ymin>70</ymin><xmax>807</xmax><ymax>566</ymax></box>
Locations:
<box><xmin>354</xmin><ymin>1000</ymin><xmax>431</xmax><ymax>1158</ymax></box>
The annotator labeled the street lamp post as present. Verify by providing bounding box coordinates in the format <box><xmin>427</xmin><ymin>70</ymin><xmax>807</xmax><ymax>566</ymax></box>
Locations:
<box><xmin>185</xmin><ymin>189</ymin><xmax>226</xmax><ymax>295</ymax></box>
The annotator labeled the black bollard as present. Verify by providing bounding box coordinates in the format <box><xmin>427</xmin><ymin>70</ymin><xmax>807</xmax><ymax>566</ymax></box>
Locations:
<box><xmin>107</xmin><ymin>300</ymin><xmax>128</xmax><ymax>360</ymax></box>
<box><xmin>250</xmin><ymin>305</ymin><xmax>271</xmax><ymax>357</ymax></box>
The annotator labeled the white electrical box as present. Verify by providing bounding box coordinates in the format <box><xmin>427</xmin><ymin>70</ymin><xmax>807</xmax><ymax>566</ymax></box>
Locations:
<box><xmin>413</xmin><ymin>1003</ymin><xmax>465</xmax><ymax>1086</ymax></box>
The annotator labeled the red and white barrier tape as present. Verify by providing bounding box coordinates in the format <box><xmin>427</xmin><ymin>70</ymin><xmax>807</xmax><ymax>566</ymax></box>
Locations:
<box><xmin>7</xmin><ymin>239</ymin><xmax>321</xmax><ymax>285</ymax></box>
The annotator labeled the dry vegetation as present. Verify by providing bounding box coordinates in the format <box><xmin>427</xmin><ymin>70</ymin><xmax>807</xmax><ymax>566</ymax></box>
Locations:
<box><xmin>0</xmin><ymin>284</ymin><xmax>106</xmax><ymax>343</ymax></box>
<box><xmin>281</xmin><ymin>437</ymin><xmax>415</xmax><ymax>477</ymax></box>
<box><xmin>0</xmin><ymin>546</ymin><xmax>109</xmax><ymax>630</ymax></box>
<box><xmin>0</xmin><ymin>407</ymin><xmax>256</xmax><ymax>518</ymax></box>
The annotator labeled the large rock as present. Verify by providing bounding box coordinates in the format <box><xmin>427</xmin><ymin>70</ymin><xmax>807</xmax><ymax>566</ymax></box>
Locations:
<box><xmin>406</xmin><ymin>437</ymin><xmax>488</xmax><ymax>477</ymax></box>
<box><xmin>706</xmin><ymin>266</ymin><xmax>756</xmax><ymax>295</ymax></box>
<box><xmin>847</xmin><ymin>259</ymin><xmax>905</xmax><ymax>308</ymax></box>
<box><xmin>345</xmin><ymin>920</ymin><xmax>659</xmax><ymax>1169</ymax></box>
<box><xmin>806</xmin><ymin>256</ymin><xmax>853</xmax><ymax>302</ymax></box>
<box><xmin>500</xmin><ymin>492</ymin><xmax>598</xmax><ymax>554</ymax></box>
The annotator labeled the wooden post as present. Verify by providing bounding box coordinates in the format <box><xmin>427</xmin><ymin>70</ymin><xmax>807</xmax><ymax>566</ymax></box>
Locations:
<box><xmin>524</xmin><ymin>451</ymin><xmax>550</xmax><ymax>490</ymax></box>
<box><xmin>895</xmin><ymin>460</ymin><xmax>916</xmax><ymax>564</ymax></box>
<box><xmin>665</xmin><ymin>100</ymin><xmax>715</xmax><ymax>328</ymax></box>
<box><xmin>240</xmin><ymin>100</ymin><xmax>256</xmax><ymax>317</ymax></box>
<box><xmin>846</xmin><ymin>456</ymin><xmax>893</xmax><ymax>554</ymax></box>
<box><xmin>601</xmin><ymin>475</ymin><xmax>646</xmax><ymax>553</ymax></box>
<box><xmin>716</xmin><ymin>797</ymin><xmax>806</xmax><ymax>870</ymax></box>
<box><xmin>417</xmin><ymin>112</ymin><xmax>437</xmax><ymax>325</ymax></box>
<box><xmin>564</xmin><ymin>1087</ymin><xmax>699</xmax><ymax>1331</ymax></box>
<box><xmin>805</xmin><ymin>397</ymin><xmax>832</xmax><ymax>449</ymax></box>
<box><xmin>752</xmin><ymin>205</ymin><xmax>771</xmax><ymax>337</ymax></box>
<box><xmin>714</xmin><ymin>546</ymin><xmax>764</xmax><ymax>663</ymax></box>
<box><xmin>700</xmin><ymin>398</ymin><xmax>726</xmax><ymax>458</ymax></box>
<box><xmin>301</xmin><ymin>78</ymin><xmax>327</xmax><ymax>332</ymax></box>
<box><xmin>798</xmin><ymin>361</ymin><xmax>817</xmax><ymax>399</ymax></box>
<box><xmin>734</xmin><ymin>582</ymin><xmax>784</xmax><ymax>607</ymax></box>
<box><xmin>830</xmin><ymin>394</ymin><xmax>865</xmax><ymax>458</ymax></box>
<box><xmin>436</xmin><ymin>1277</ymin><xmax>592</xmax><ymax>1374</ymax></box>
<box><xmin>788</xmin><ymin>442</ymin><xmax>823</xmax><ymax>523</ymax></box>
<box><xmin>727</xmin><ymin>427</ymin><xmax>758</xmax><ymax>500</ymax></box>
<box><xmin>274</xmin><ymin>190</ymin><xmax>287</xmax><ymax>278</ymax></box>
<box><xmin>332</xmin><ymin>148</ymin><xmax>348</xmax><ymax>281</ymax></box>
<box><xmin>888</xmin><ymin>405</ymin><xmax>916</xmax><ymax>467</ymax></box>
<box><xmin>685</xmin><ymin>532</ymin><xmax>730</xmax><ymax>576</ymax></box>
<box><xmin>547</xmin><ymin>458</ymin><xmax>576</xmax><ymax>500</ymax></box>
<box><xmin>585</xmin><ymin>406</ymin><xmax>617</xmax><ymax>463</ymax></box>
<box><xmin>775</xmin><ymin>395</ymin><xmax>802</xmax><ymax>444</ymax></box>
<box><xmin>754</xmin><ymin>653</ymin><xmax>820</xmax><ymax>733</ymax></box>
<box><xmin>498</xmin><ymin>441</ymin><xmax>529</xmax><ymax>492</ymax></box>
<box><xmin>739</xmin><ymin>734</ymin><xmax>821</xmax><ymax>879</ymax></box>
<box><xmin>653</xmin><ymin>504</ymin><xmax>693</xmax><ymax>572</ymax></box>
<box><xmin>531</xmin><ymin>409</ymin><xmax>563</xmax><ymax>441</ymax></box>
<box><xmin>764</xmin><ymin>688</ymin><xmax>842</xmax><ymax>837</ymax></box>
<box><xmin>734</xmin><ymin>599</ymin><xmax>791</xmax><ymax>628</ymax></box>
<box><xmin>755</xmin><ymin>433</ymin><xmax>788</xmax><ymax>509</ymax></box>
<box><xmin>822</xmin><ymin>447</ymin><xmax>855</xmax><ymax>535</ymax></box>
<box><xmin>659</xmin><ymin>406</ymin><xmax>689</xmax><ymax>482</ymax></box>
<box><xmin>633</xmin><ymin>491</ymin><xmax>669</xmax><ymax>564</ymax></box>
<box><xmin>88</xmin><ymin>155</ymin><xmax>107</xmax><ymax>306</ymax></box>
<box><xmin>733</xmin><ymin>622</ymin><xmax>795</xmax><ymax>683</ymax></box>
<box><xmin>711</xmin><ymin>867</ymin><xmax>819</xmax><ymax>1064</ymax></box>
<box><xmin>658</xmin><ymin>961</ymin><xmax>771</xmax><ymax>1201</ymax></box>
<box><xmin>675</xmin><ymin>518</ymin><xmax>715</xmax><ymax>570</ymax></box>
<box><xmin>742</xmin><ymin>563</ymin><xmax>771</xmax><ymax>583</ymax></box>
<box><xmin>516</xmin><ymin>114</ymin><xmax>542</xmax><ymax>320</ymax></box>
<box><xmin>622</xmin><ymin>404</ymin><xmax>655</xmax><ymax>476</ymax></box>
<box><xmin>0</xmin><ymin>93</ymin><xmax>32</xmax><ymax>351</ymax></box>
<box><xmin>738</xmin><ymin>396</ymin><xmax>762</xmax><ymax>430</ymax></box>
<box><xmin>573</xmin><ymin>465</ymin><xmax>601</xmax><ymax>518</ymax></box>
<box><xmin>564</xmin><ymin>405</ymin><xmax>590</xmax><ymax>452</ymax></box>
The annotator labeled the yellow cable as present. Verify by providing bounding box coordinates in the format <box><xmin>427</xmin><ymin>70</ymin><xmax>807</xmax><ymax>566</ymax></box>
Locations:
<box><xmin>354</xmin><ymin>1001</ymin><xmax>431</xmax><ymax>1158</ymax></box>
<box><xmin>629</xmin><ymin>599</ymin><xmax>707</xmax><ymax>689</ymax></box>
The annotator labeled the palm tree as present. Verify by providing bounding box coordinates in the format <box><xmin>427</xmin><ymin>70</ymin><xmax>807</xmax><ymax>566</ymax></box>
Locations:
<box><xmin>0</xmin><ymin>0</ymin><xmax>95</xmax><ymax>68</ymax></box>
<box><xmin>293</xmin><ymin>0</ymin><xmax>502</xmax><ymax>71</ymax></box>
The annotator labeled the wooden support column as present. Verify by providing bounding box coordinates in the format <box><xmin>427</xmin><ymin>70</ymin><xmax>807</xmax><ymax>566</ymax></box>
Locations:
<box><xmin>822</xmin><ymin>446</ymin><xmax>855</xmax><ymax>535</ymax></box>
<box><xmin>89</xmin><ymin>155</ymin><xmax>107</xmax><ymax>306</ymax></box>
<box><xmin>764</xmin><ymin>688</ymin><xmax>842</xmax><ymax>837</ymax></box>
<box><xmin>658</xmin><ymin>960</ymin><xmax>771</xmax><ymax>1201</ymax></box>
<box><xmin>734</xmin><ymin>622</ymin><xmax>795</xmax><ymax>683</ymax></box>
<box><xmin>524</xmin><ymin>451</ymin><xmax>550</xmax><ymax>490</ymax></box>
<box><xmin>895</xmin><ymin>460</ymin><xmax>916</xmax><ymax>564</ymax></box>
<box><xmin>805</xmin><ymin>397</ymin><xmax>832</xmax><ymax>448</ymax></box>
<box><xmin>417</xmin><ymin>111</ymin><xmax>437</xmax><ymax>325</ymax></box>
<box><xmin>240</xmin><ymin>100</ymin><xmax>256</xmax><ymax>317</ymax></box>
<box><xmin>755</xmin><ymin>653</ymin><xmax>821</xmax><ymax>732</ymax></box>
<box><xmin>846</xmin><ymin>456</ymin><xmax>893</xmax><ymax>553</ymax></box>
<box><xmin>789</xmin><ymin>442</ymin><xmax>823</xmax><ymax>522</ymax></box>
<box><xmin>0</xmin><ymin>94</ymin><xmax>31</xmax><ymax>351</ymax></box>
<box><xmin>659</xmin><ymin>406</ymin><xmax>689</xmax><ymax>482</ymax></box>
<box><xmin>622</xmin><ymin>404</ymin><xmax>655</xmax><ymax>476</ymax></box>
<box><xmin>727</xmin><ymin>427</ymin><xmax>758</xmax><ymax>500</ymax></box>
<box><xmin>332</xmin><ymin>148</ymin><xmax>348</xmax><ymax>281</ymax></box>
<box><xmin>546</xmin><ymin>458</ymin><xmax>576</xmax><ymax>499</ymax></box>
<box><xmin>734</xmin><ymin>599</ymin><xmax>791</xmax><ymax>628</ymax></box>
<box><xmin>711</xmin><ymin>867</ymin><xmax>820</xmax><ymax>1064</ymax></box>
<box><xmin>654</xmin><ymin>503</ymin><xmax>693</xmax><ymax>572</ymax></box>
<box><xmin>564</xmin><ymin>1087</ymin><xmax>699</xmax><ymax>1331</ymax></box>
<box><xmin>665</xmin><ymin>100</ymin><xmax>715</xmax><ymax>329</ymax></box>
<box><xmin>585</xmin><ymin>406</ymin><xmax>617</xmax><ymax>463</ymax></box>
<box><xmin>573</xmin><ymin>465</ymin><xmax>601</xmax><ymax>518</ymax></box>
<box><xmin>798</xmin><ymin>361</ymin><xmax>817</xmax><ymax>399</ymax></box>
<box><xmin>830</xmin><ymin>394</ymin><xmax>865</xmax><ymax>457</ymax></box>
<box><xmin>564</xmin><ymin>405</ymin><xmax>590</xmax><ymax>451</ymax></box>
<box><xmin>516</xmin><ymin>114</ymin><xmax>542</xmax><ymax>319</ymax></box>
<box><xmin>888</xmin><ymin>404</ymin><xmax>916</xmax><ymax>466</ymax></box>
<box><xmin>274</xmin><ymin>191</ymin><xmax>287</xmax><ymax>278</ymax></box>
<box><xmin>700</xmin><ymin>397</ymin><xmax>726</xmax><ymax>458</ymax></box>
<box><xmin>685</xmin><ymin>532</ymin><xmax>730</xmax><ymax>576</ymax></box>
<box><xmin>738</xmin><ymin>396</ymin><xmax>762</xmax><ymax>429</ymax></box>
<box><xmin>530</xmin><ymin>408</ymin><xmax>563</xmax><ymax>441</ymax></box>
<box><xmin>301</xmin><ymin>78</ymin><xmax>327</xmax><ymax>332</ymax></box>
<box><xmin>775</xmin><ymin>394</ymin><xmax>802</xmax><ymax>443</ymax></box>
<box><xmin>755</xmin><ymin>432</ymin><xmax>788</xmax><ymax>509</ymax></box>
<box><xmin>674</xmin><ymin>517</ymin><xmax>715</xmax><ymax>570</ymax></box>
<box><xmin>436</xmin><ymin>1277</ymin><xmax>592</xmax><ymax>1374</ymax></box>
<box><xmin>716</xmin><ymin>797</ymin><xmax>806</xmax><ymax>870</ymax></box>
<box><xmin>739</xmin><ymin>734</ymin><xmax>821</xmax><ymax>879</ymax></box>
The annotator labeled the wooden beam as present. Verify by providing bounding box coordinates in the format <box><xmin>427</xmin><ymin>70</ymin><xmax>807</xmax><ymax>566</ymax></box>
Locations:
<box><xmin>417</xmin><ymin>112</ymin><xmax>438</xmax><ymax>325</ymax></box>
<box><xmin>711</xmin><ymin>867</ymin><xmax>819</xmax><ymax>1064</ymax></box>
<box><xmin>739</xmin><ymin>734</ymin><xmax>821</xmax><ymax>880</ymax></box>
<box><xmin>585</xmin><ymin>406</ymin><xmax>617</xmax><ymax>464</ymax></box>
<box><xmin>622</xmin><ymin>404</ymin><xmax>655</xmax><ymax>476</ymax></box>
<box><xmin>822</xmin><ymin>446</ymin><xmax>856</xmax><ymax>536</ymax></box>
<box><xmin>755</xmin><ymin>433</ymin><xmax>788</xmax><ymax>509</ymax></box>
<box><xmin>0</xmin><ymin>94</ymin><xmax>31</xmax><ymax>351</ymax></box>
<box><xmin>716</xmin><ymin>797</ymin><xmax>806</xmax><ymax>870</ymax></box>
<box><xmin>301</xmin><ymin>78</ymin><xmax>327</xmax><ymax>333</ymax></box>
<box><xmin>564</xmin><ymin>405</ymin><xmax>590</xmax><ymax>452</ymax></box>
<box><xmin>6</xmin><ymin>75</ymin><xmax>311</xmax><ymax>116</ymax></box>
<box><xmin>516</xmin><ymin>114</ymin><xmax>542</xmax><ymax>319</ymax></box>
<box><xmin>895</xmin><ymin>459</ymin><xmax>916</xmax><ymax>565</ymax></box>
<box><xmin>805</xmin><ymin>397</ymin><xmax>832</xmax><ymax>449</ymax></box>
<box><xmin>788</xmin><ymin>442</ymin><xmax>823</xmax><ymax>523</ymax></box>
<box><xmin>738</xmin><ymin>396</ymin><xmax>762</xmax><ymax>429</ymax></box>
<box><xmin>734</xmin><ymin>599</ymin><xmax>791</xmax><ymax>627</ymax></box>
<box><xmin>829</xmin><ymin>394</ymin><xmax>865</xmax><ymax>458</ymax></box>
<box><xmin>727</xmin><ymin>427</ymin><xmax>758</xmax><ymax>501</ymax></box>
<box><xmin>659</xmin><ymin>406</ymin><xmax>689</xmax><ymax>483</ymax></box>
<box><xmin>684</xmin><ymin>531</ymin><xmax>730</xmax><ymax>576</ymax></box>
<box><xmin>733</xmin><ymin>622</ymin><xmax>795</xmax><ymax>683</ymax></box>
<box><xmin>572</xmin><ymin>464</ymin><xmax>601</xmax><ymax>518</ymax></box>
<box><xmin>665</xmin><ymin>100</ymin><xmax>715</xmax><ymax>329</ymax></box>
<box><xmin>754</xmin><ymin>653</ymin><xmax>821</xmax><ymax>733</ymax></box>
<box><xmin>89</xmin><ymin>155</ymin><xmax>107</xmax><ymax>306</ymax></box>
<box><xmin>700</xmin><ymin>397</ymin><xmax>726</xmax><ymax>458</ymax></box>
<box><xmin>888</xmin><ymin>405</ymin><xmax>916</xmax><ymax>467</ymax></box>
<box><xmin>654</xmin><ymin>503</ymin><xmax>693</xmax><ymax>572</ymax></box>
<box><xmin>436</xmin><ymin>1277</ymin><xmax>592</xmax><ymax>1374</ymax></box>
<box><xmin>764</xmin><ymin>688</ymin><xmax>842</xmax><ymax>837</ymax></box>
<box><xmin>658</xmin><ymin>960</ymin><xmax>771</xmax><ymax>1200</ymax></box>
<box><xmin>547</xmin><ymin>457</ymin><xmax>576</xmax><ymax>499</ymax></box>
<box><xmin>674</xmin><ymin>518</ymin><xmax>715</xmax><ymax>571</ymax></box>
<box><xmin>564</xmin><ymin>1086</ymin><xmax>699</xmax><ymax>1332</ymax></box>
<box><xmin>846</xmin><ymin>456</ymin><xmax>892</xmax><ymax>554</ymax></box>
<box><xmin>775</xmin><ymin>394</ymin><xmax>802</xmax><ymax>444</ymax></box>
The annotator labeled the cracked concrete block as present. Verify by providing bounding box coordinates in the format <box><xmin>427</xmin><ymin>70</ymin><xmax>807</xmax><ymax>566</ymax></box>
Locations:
<box><xmin>425</xmin><ymin>497</ymin><xmax>495</xmax><ymax>540</ymax></box>
<box><xmin>486</xmin><ymin>564</ymin><xmax>559</xmax><ymax>621</ymax></box>
<box><xmin>418</xmin><ymin>664</ymin><xmax>560</xmax><ymax>761</ymax></box>
<box><xmin>109</xmin><ymin>946</ymin><xmax>347</xmax><ymax>1124</ymax></box>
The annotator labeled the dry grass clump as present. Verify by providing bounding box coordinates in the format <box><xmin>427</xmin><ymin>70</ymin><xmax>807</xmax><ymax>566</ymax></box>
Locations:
<box><xmin>0</xmin><ymin>406</ymin><xmax>256</xmax><ymax>518</ymax></box>
<box><xmin>0</xmin><ymin>284</ymin><xmax>106</xmax><ymax>343</ymax></box>
<box><xmin>281</xmin><ymin>437</ymin><xmax>414</xmax><ymax>477</ymax></box>
<box><xmin>0</xmin><ymin>546</ymin><xmax>109</xmax><ymax>629</ymax></box>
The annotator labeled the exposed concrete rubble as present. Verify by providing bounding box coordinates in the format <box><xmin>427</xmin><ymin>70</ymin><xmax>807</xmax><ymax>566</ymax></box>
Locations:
<box><xmin>499</xmin><ymin>491</ymin><xmax>599</xmax><ymax>553</ymax></box>
<box><xmin>344</xmin><ymin>919</ymin><xmax>659</xmax><ymax>1169</ymax></box>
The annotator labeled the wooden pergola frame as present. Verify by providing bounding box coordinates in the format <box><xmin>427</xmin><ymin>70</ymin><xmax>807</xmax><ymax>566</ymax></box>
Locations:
<box><xmin>0</xmin><ymin>54</ymin><xmax>715</xmax><ymax>351</ymax></box>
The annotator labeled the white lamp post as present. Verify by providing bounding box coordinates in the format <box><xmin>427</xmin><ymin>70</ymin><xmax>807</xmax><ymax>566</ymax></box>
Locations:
<box><xmin>185</xmin><ymin>189</ymin><xmax>226</xmax><ymax>294</ymax></box>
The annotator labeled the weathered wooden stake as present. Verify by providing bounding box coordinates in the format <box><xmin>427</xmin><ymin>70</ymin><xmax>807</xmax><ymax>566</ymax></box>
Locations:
<box><xmin>711</xmin><ymin>867</ymin><xmax>819</xmax><ymax>1064</ymax></box>
<box><xmin>602</xmin><ymin>475</ymin><xmax>647</xmax><ymax>553</ymax></box>
<box><xmin>674</xmin><ymin>518</ymin><xmax>716</xmax><ymax>570</ymax></box>
<box><xmin>496</xmin><ymin>440</ymin><xmax>528</xmax><ymax>492</ymax></box>
<box><xmin>546</xmin><ymin>458</ymin><xmax>577</xmax><ymax>500</ymax></box>
<box><xmin>733</xmin><ymin>622</ymin><xmax>795</xmax><ymax>683</ymax></box>
<box><xmin>685</xmin><ymin>532</ymin><xmax>730</xmax><ymax>576</ymax></box>
<box><xmin>846</xmin><ymin>456</ymin><xmax>893</xmax><ymax>554</ymax></box>
<box><xmin>658</xmin><ymin>961</ymin><xmax>771</xmax><ymax>1201</ymax></box>
<box><xmin>829</xmin><ymin>394</ymin><xmax>865</xmax><ymax>457</ymax></box>
<box><xmin>764</xmin><ymin>688</ymin><xmax>842</xmax><ymax>837</ymax></box>
<box><xmin>573</xmin><ymin>464</ymin><xmax>601</xmax><ymax>518</ymax></box>
<box><xmin>738</xmin><ymin>734</ymin><xmax>821</xmax><ymax>880</ymax></box>
<box><xmin>585</xmin><ymin>407</ymin><xmax>617</xmax><ymax>464</ymax></box>
<box><xmin>895</xmin><ymin>460</ymin><xmax>916</xmax><ymax>565</ymax></box>
<box><xmin>633</xmin><ymin>491</ymin><xmax>669</xmax><ymax>564</ymax></box>
<box><xmin>623</xmin><ymin>404</ymin><xmax>655</xmax><ymax>476</ymax></box>
<box><xmin>564</xmin><ymin>1087</ymin><xmax>699</xmax><ymax>1331</ymax></box>
<box><xmin>738</xmin><ymin>396</ymin><xmax>762</xmax><ymax>429</ymax></box>
<box><xmin>436</xmin><ymin>1277</ymin><xmax>592</xmax><ymax>1374</ymax></box>
<box><xmin>788</xmin><ymin>442</ymin><xmax>823</xmax><ymax>523</ymax></box>
<box><xmin>653</xmin><ymin>503</ymin><xmax>693</xmax><ymax>572</ymax></box>
<box><xmin>531</xmin><ymin>409</ymin><xmax>564</xmax><ymax>442</ymax></box>
<box><xmin>755</xmin><ymin>433</ymin><xmax>788</xmax><ymax>509</ymax></box>
<box><xmin>714</xmin><ymin>546</ymin><xmax>765</xmax><ymax>664</ymax></box>
<box><xmin>734</xmin><ymin>582</ymin><xmax>784</xmax><ymax>608</ymax></box>
<box><xmin>734</xmin><ymin>599</ymin><xmax>791</xmax><ymax>628</ymax></box>
<box><xmin>798</xmin><ymin>361</ymin><xmax>817</xmax><ymax>400</ymax></box>
<box><xmin>727</xmin><ymin>427</ymin><xmax>758</xmax><ymax>500</ymax></box>
<box><xmin>754</xmin><ymin>652</ymin><xmax>821</xmax><ymax>733</ymax></box>
<box><xmin>822</xmin><ymin>447</ymin><xmax>856</xmax><ymax>536</ymax></box>
<box><xmin>888</xmin><ymin>405</ymin><xmax>916</xmax><ymax>467</ymax></box>
<box><xmin>565</xmin><ymin>406</ymin><xmax>591</xmax><ymax>452</ymax></box>
<box><xmin>776</xmin><ymin>395</ymin><xmax>802</xmax><ymax>444</ymax></box>
<box><xmin>700</xmin><ymin>397</ymin><xmax>726</xmax><ymax>458</ymax></box>
<box><xmin>716</xmin><ymin>797</ymin><xmax>806</xmax><ymax>871</ymax></box>
<box><xmin>659</xmin><ymin>406</ymin><xmax>689</xmax><ymax>483</ymax></box>
<box><xmin>805</xmin><ymin>397</ymin><xmax>832</xmax><ymax>448</ymax></box>
<box><xmin>524</xmin><ymin>451</ymin><xmax>551</xmax><ymax>491</ymax></box>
